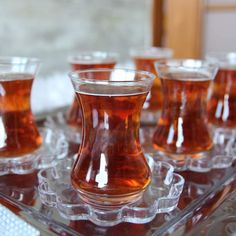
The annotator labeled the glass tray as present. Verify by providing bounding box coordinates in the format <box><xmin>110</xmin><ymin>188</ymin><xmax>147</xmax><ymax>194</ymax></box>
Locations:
<box><xmin>1</xmin><ymin>163</ymin><xmax>236</xmax><ymax>235</ymax></box>
<box><xmin>187</xmin><ymin>186</ymin><xmax>236</xmax><ymax>236</ymax></box>
<box><xmin>0</xmin><ymin>116</ymin><xmax>235</xmax><ymax>235</ymax></box>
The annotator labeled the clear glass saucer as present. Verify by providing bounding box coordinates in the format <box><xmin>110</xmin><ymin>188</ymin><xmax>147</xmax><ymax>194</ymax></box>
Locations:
<box><xmin>45</xmin><ymin>112</ymin><xmax>81</xmax><ymax>145</ymax></box>
<box><xmin>37</xmin><ymin>155</ymin><xmax>184</xmax><ymax>227</ymax></box>
<box><xmin>0</xmin><ymin>127</ymin><xmax>68</xmax><ymax>176</ymax></box>
<box><xmin>143</xmin><ymin>127</ymin><xmax>236</xmax><ymax>172</ymax></box>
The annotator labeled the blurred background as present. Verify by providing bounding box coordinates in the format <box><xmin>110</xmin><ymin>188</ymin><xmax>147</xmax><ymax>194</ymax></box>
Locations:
<box><xmin>0</xmin><ymin>0</ymin><xmax>152</xmax><ymax>75</ymax></box>
<box><xmin>0</xmin><ymin>0</ymin><xmax>236</xmax><ymax>113</ymax></box>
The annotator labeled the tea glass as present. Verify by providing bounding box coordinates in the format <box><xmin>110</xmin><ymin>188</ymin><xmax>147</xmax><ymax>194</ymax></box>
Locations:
<box><xmin>130</xmin><ymin>47</ymin><xmax>173</xmax><ymax>124</ymax></box>
<box><xmin>0</xmin><ymin>57</ymin><xmax>42</xmax><ymax>158</ymax></box>
<box><xmin>69</xmin><ymin>68</ymin><xmax>155</xmax><ymax>207</ymax></box>
<box><xmin>206</xmin><ymin>52</ymin><xmax>236</xmax><ymax>128</ymax></box>
<box><xmin>66</xmin><ymin>51</ymin><xmax>118</xmax><ymax>127</ymax></box>
<box><xmin>153</xmin><ymin>60</ymin><xmax>218</xmax><ymax>161</ymax></box>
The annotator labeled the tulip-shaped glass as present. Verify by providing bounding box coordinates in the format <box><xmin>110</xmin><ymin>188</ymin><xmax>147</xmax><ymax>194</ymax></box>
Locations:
<box><xmin>206</xmin><ymin>52</ymin><xmax>236</xmax><ymax>128</ymax></box>
<box><xmin>0</xmin><ymin>57</ymin><xmax>42</xmax><ymax>158</ymax></box>
<box><xmin>69</xmin><ymin>69</ymin><xmax>155</xmax><ymax>207</ymax></box>
<box><xmin>153</xmin><ymin>60</ymin><xmax>218</xmax><ymax>161</ymax></box>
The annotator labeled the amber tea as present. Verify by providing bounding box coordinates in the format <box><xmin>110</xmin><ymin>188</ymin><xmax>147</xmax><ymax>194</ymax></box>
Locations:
<box><xmin>71</xmin><ymin>86</ymin><xmax>150</xmax><ymax>204</ymax></box>
<box><xmin>153</xmin><ymin>73</ymin><xmax>212</xmax><ymax>154</ymax></box>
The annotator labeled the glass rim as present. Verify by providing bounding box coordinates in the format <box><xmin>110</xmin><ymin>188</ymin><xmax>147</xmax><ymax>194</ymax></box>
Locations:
<box><xmin>130</xmin><ymin>47</ymin><xmax>173</xmax><ymax>58</ymax></box>
<box><xmin>155</xmin><ymin>59</ymin><xmax>218</xmax><ymax>81</ymax></box>
<box><xmin>0</xmin><ymin>56</ymin><xmax>40</xmax><ymax>65</ymax></box>
<box><xmin>67</xmin><ymin>51</ymin><xmax>119</xmax><ymax>64</ymax></box>
<box><xmin>205</xmin><ymin>52</ymin><xmax>236</xmax><ymax>66</ymax></box>
<box><xmin>69</xmin><ymin>68</ymin><xmax>156</xmax><ymax>85</ymax></box>
<box><xmin>155</xmin><ymin>59</ymin><xmax>218</xmax><ymax>70</ymax></box>
<box><xmin>206</xmin><ymin>51</ymin><xmax>236</xmax><ymax>57</ymax></box>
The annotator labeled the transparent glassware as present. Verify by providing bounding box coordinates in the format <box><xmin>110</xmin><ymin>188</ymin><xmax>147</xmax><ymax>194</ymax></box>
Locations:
<box><xmin>69</xmin><ymin>69</ymin><xmax>155</xmax><ymax>207</ymax></box>
<box><xmin>130</xmin><ymin>47</ymin><xmax>173</xmax><ymax>124</ymax></box>
<box><xmin>206</xmin><ymin>52</ymin><xmax>236</xmax><ymax>129</ymax></box>
<box><xmin>66</xmin><ymin>51</ymin><xmax>118</xmax><ymax>127</ymax></box>
<box><xmin>0</xmin><ymin>57</ymin><xmax>42</xmax><ymax>158</ymax></box>
<box><xmin>153</xmin><ymin>60</ymin><xmax>218</xmax><ymax>162</ymax></box>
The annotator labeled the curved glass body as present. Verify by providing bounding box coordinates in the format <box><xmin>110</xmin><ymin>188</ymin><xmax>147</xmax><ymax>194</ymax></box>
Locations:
<box><xmin>0</xmin><ymin>57</ymin><xmax>42</xmax><ymax>157</ymax></box>
<box><xmin>153</xmin><ymin>60</ymin><xmax>218</xmax><ymax>158</ymax></box>
<box><xmin>130</xmin><ymin>47</ymin><xmax>173</xmax><ymax>124</ymax></box>
<box><xmin>66</xmin><ymin>52</ymin><xmax>118</xmax><ymax>127</ymax></box>
<box><xmin>206</xmin><ymin>52</ymin><xmax>236</xmax><ymax>128</ymax></box>
<box><xmin>70</xmin><ymin>69</ymin><xmax>155</xmax><ymax>207</ymax></box>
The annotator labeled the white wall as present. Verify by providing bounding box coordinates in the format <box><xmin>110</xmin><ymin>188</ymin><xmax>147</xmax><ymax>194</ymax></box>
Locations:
<box><xmin>204</xmin><ymin>0</ymin><xmax>236</xmax><ymax>55</ymax></box>
<box><xmin>0</xmin><ymin>0</ymin><xmax>152</xmax><ymax>76</ymax></box>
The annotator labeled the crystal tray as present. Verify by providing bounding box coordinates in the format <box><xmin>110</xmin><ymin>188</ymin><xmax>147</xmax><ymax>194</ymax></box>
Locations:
<box><xmin>187</xmin><ymin>188</ymin><xmax>236</xmax><ymax>236</ymax></box>
<box><xmin>141</xmin><ymin>127</ymin><xmax>236</xmax><ymax>172</ymax></box>
<box><xmin>0</xmin><ymin>127</ymin><xmax>68</xmax><ymax>176</ymax></box>
<box><xmin>37</xmin><ymin>156</ymin><xmax>184</xmax><ymax>227</ymax></box>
